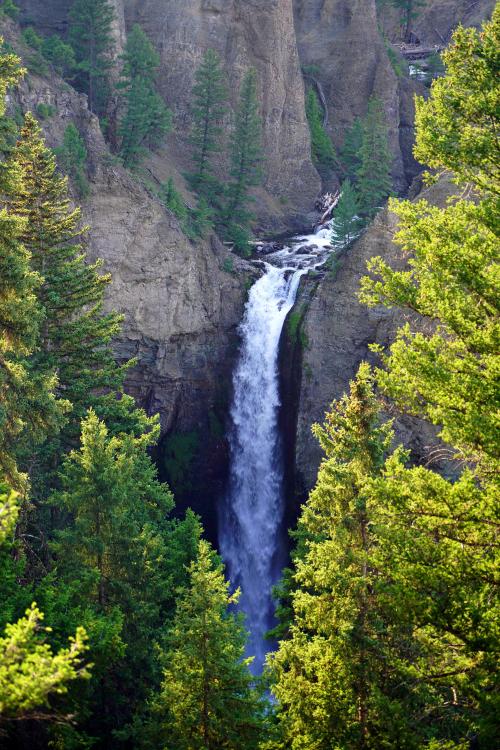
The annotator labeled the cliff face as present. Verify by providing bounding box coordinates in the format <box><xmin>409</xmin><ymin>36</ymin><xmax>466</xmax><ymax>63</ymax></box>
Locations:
<box><xmin>289</xmin><ymin>179</ymin><xmax>458</xmax><ymax>499</ymax></box>
<box><xmin>380</xmin><ymin>0</ymin><xmax>497</xmax><ymax>44</ymax></box>
<box><xmin>18</xmin><ymin>0</ymin><xmax>321</xmax><ymax>231</ymax></box>
<box><xmin>293</xmin><ymin>0</ymin><xmax>422</xmax><ymax>192</ymax></box>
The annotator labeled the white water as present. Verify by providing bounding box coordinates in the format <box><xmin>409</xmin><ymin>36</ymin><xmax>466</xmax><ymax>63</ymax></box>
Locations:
<box><xmin>218</xmin><ymin>226</ymin><xmax>334</xmax><ymax>673</ymax></box>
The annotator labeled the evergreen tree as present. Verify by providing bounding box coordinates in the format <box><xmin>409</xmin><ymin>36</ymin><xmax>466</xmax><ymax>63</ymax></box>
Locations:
<box><xmin>159</xmin><ymin>176</ymin><xmax>188</xmax><ymax>222</ymax></box>
<box><xmin>222</xmin><ymin>68</ymin><xmax>262</xmax><ymax>254</ymax></box>
<box><xmin>43</xmin><ymin>410</ymin><xmax>201</xmax><ymax>745</ymax></box>
<box><xmin>68</xmin><ymin>0</ymin><xmax>115</xmax><ymax>116</ymax></box>
<box><xmin>54</xmin><ymin>122</ymin><xmax>89</xmax><ymax>196</ymax></box>
<box><xmin>117</xmin><ymin>25</ymin><xmax>172</xmax><ymax>167</ymax></box>
<box><xmin>305</xmin><ymin>87</ymin><xmax>336</xmax><ymax>169</ymax></box>
<box><xmin>339</xmin><ymin>117</ymin><xmax>363</xmax><ymax>180</ymax></box>
<box><xmin>188</xmin><ymin>48</ymin><xmax>228</xmax><ymax>199</ymax></box>
<box><xmin>41</xmin><ymin>35</ymin><xmax>76</xmax><ymax>78</ymax></box>
<box><xmin>10</xmin><ymin>114</ymin><xmax>143</xmax><ymax>492</ymax></box>
<box><xmin>156</xmin><ymin>539</ymin><xmax>267</xmax><ymax>750</ymax></box>
<box><xmin>356</xmin><ymin>98</ymin><xmax>392</xmax><ymax>217</ymax></box>
<box><xmin>0</xmin><ymin>47</ymin><xmax>63</xmax><ymax>488</ymax></box>
<box><xmin>389</xmin><ymin>0</ymin><xmax>425</xmax><ymax>41</ymax></box>
<box><xmin>269</xmin><ymin>366</ymin><xmax>415</xmax><ymax>750</ymax></box>
<box><xmin>331</xmin><ymin>178</ymin><xmax>362</xmax><ymax>245</ymax></box>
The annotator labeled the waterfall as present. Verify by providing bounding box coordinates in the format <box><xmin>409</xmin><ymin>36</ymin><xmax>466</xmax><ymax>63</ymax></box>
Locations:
<box><xmin>218</xmin><ymin>265</ymin><xmax>305</xmax><ymax>672</ymax></box>
<box><xmin>218</xmin><ymin>228</ymin><xmax>334</xmax><ymax>673</ymax></box>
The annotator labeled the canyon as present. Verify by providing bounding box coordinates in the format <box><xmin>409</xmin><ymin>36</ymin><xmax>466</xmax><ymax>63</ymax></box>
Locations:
<box><xmin>7</xmin><ymin>0</ymin><xmax>495</xmax><ymax>533</ymax></box>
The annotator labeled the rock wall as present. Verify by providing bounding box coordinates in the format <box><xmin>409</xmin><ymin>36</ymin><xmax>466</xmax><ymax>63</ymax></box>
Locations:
<box><xmin>288</xmin><ymin>179</ymin><xmax>458</xmax><ymax>501</ymax></box>
<box><xmin>17</xmin><ymin>0</ymin><xmax>321</xmax><ymax>231</ymax></box>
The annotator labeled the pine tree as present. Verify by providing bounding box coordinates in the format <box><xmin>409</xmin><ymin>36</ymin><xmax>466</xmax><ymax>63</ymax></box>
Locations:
<box><xmin>117</xmin><ymin>25</ymin><xmax>172</xmax><ymax>167</ymax></box>
<box><xmin>10</xmin><ymin>114</ymin><xmax>142</xmax><ymax>489</ymax></box>
<box><xmin>43</xmin><ymin>410</ymin><xmax>201</xmax><ymax>744</ymax></box>
<box><xmin>305</xmin><ymin>87</ymin><xmax>336</xmax><ymax>170</ymax></box>
<box><xmin>159</xmin><ymin>176</ymin><xmax>188</xmax><ymax>222</ymax></box>
<box><xmin>269</xmin><ymin>365</ymin><xmax>419</xmax><ymax>750</ymax></box>
<box><xmin>188</xmin><ymin>49</ymin><xmax>228</xmax><ymax>199</ymax></box>
<box><xmin>222</xmin><ymin>68</ymin><xmax>262</xmax><ymax>254</ymax></box>
<box><xmin>356</xmin><ymin>98</ymin><xmax>392</xmax><ymax>217</ymax></box>
<box><xmin>41</xmin><ymin>35</ymin><xmax>76</xmax><ymax>78</ymax></box>
<box><xmin>389</xmin><ymin>0</ymin><xmax>425</xmax><ymax>41</ymax></box>
<box><xmin>331</xmin><ymin>178</ymin><xmax>362</xmax><ymax>245</ymax></box>
<box><xmin>0</xmin><ymin>47</ymin><xmax>63</xmax><ymax>488</ymax></box>
<box><xmin>339</xmin><ymin>117</ymin><xmax>363</xmax><ymax>180</ymax></box>
<box><xmin>68</xmin><ymin>0</ymin><xmax>115</xmax><ymax>116</ymax></box>
<box><xmin>54</xmin><ymin>122</ymin><xmax>89</xmax><ymax>196</ymax></box>
<box><xmin>156</xmin><ymin>539</ymin><xmax>267</xmax><ymax>750</ymax></box>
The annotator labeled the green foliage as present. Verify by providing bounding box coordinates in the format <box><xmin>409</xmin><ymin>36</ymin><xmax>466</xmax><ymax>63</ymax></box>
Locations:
<box><xmin>186</xmin><ymin>196</ymin><xmax>214</xmax><ymax>239</ymax></box>
<box><xmin>0</xmin><ymin>0</ymin><xmax>18</xmax><ymax>19</ymax></box>
<box><xmin>0</xmin><ymin>47</ymin><xmax>63</xmax><ymax>488</ymax></box>
<box><xmin>339</xmin><ymin>117</ymin><xmax>363</xmax><ymax>179</ymax></box>
<box><xmin>21</xmin><ymin>26</ymin><xmax>42</xmax><ymax>50</ymax></box>
<box><xmin>43</xmin><ymin>410</ymin><xmax>201</xmax><ymax>743</ymax></box>
<box><xmin>153</xmin><ymin>540</ymin><xmax>267</xmax><ymax>750</ymax></box>
<box><xmin>0</xmin><ymin>604</ymin><xmax>89</xmax><ymax>721</ymax></box>
<box><xmin>158</xmin><ymin>177</ymin><xmax>188</xmax><ymax>222</ymax></box>
<box><xmin>331</xmin><ymin>178</ymin><xmax>363</xmax><ymax>245</ymax></box>
<box><xmin>414</xmin><ymin>7</ymin><xmax>500</xmax><ymax>196</ymax></box>
<box><xmin>187</xmin><ymin>48</ymin><xmax>228</xmax><ymax>198</ymax></box>
<box><xmin>388</xmin><ymin>0</ymin><xmax>425</xmax><ymax>40</ymax></box>
<box><xmin>35</xmin><ymin>102</ymin><xmax>55</xmax><ymax>119</ymax></box>
<box><xmin>386</xmin><ymin>43</ymin><xmax>404</xmax><ymax>77</ymax></box>
<box><xmin>305</xmin><ymin>87</ymin><xmax>336</xmax><ymax>169</ymax></box>
<box><xmin>221</xmin><ymin>68</ymin><xmax>262</xmax><ymax>254</ymax></box>
<box><xmin>222</xmin><ymin>255</ymin><xmax>234</xmax><ymax>274</ymax></box>
<box><xmin>54</xmin><ymin>122</ymin><xmax>89</xmax><ymax>196</ymax></box>
<box><xmin>68</xmin><ymin>0</ymin><xmax>115</xmax><ymax>116</ymax></box>
<box><xmin>117</xmin><ymin>25</ymin><xmax>172</xmax><ymax>167</ymax></box>
<box><xmin>41</xmin><ymin>35</ymin><xmax>76</xmax><ymax>78</ymax></box>
<box><xmin>356</xmin><ymin>97</ymin><xmax>392</xmax><ymax>217</ymax></box>
<box><xmin>162</xmin><ymin>430</ymin><xmax>199</xmax><ymax>493</ymax></box>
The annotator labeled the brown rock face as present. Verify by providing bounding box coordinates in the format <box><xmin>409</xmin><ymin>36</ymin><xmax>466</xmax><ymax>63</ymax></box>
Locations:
<box><xmin>289</xmin><ymin>179</ymin><xmax>458</xmax><ymax>499</ymax></box>
<box><xmin>380</xmin><ymin>0</ymin><xmax>497</xmax><ymax>44</ymax></box>
<box><xmin>18</xmin><ymin>0</ymin><xmax>321</xmax><ymax>229</ymax></box>
<box><xmin>293</xmin><ymin>0</ymin><xmax>422</xmax><ymax>192</ymax></box>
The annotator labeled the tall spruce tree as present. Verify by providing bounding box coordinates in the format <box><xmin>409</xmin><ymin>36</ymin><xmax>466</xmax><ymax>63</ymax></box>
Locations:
<box><xmin>156</xmin><ymin>539</ymin><xmax>267</xmax><ymax>750</ymax></box>
<box><xmin>331</xmin><ymin>178</ymin><xmax>362</xmax><ymax>245</ymax></box>
<box><xmin>0</xmin><ymin>49</ymin><xmax>63</xmax><ymax>488</ymax></box>
<box><xmin>222</xmin><ymin>68</ymin><xmax>262</xmax><ymax>254</ymax></box>
<box><xmin>269</xmin><ymin>366</ymin><xmax>418</xmax><ymax>750</ymax></box>
<box><xmin>359</xmin><ymin>11</ymin><xmax>500</xmax><ymax>747</ymax></box>
<box><xmin>188</xmin><ymin>48</ymin><xmax>228</xmax><ymax>199</ymax></box>
<box><xmin>389</xmin><ymin>0</ymin><xmax>425</xmax><ymax>41</ymax></box>
<box><xmin>9</xmin><ymin>114</ymin><xmax>142</xmax><ymax>485</ymax></box>
<box><xmin>117</xmin><ymin>24</ymin><xmax>172</xmax><ymax>167</ymax></box>
<box><xmin>68</xmin><ymin>0</ymin><xmax>115</xmax><ymax>116</ymax></box>
<box><xmin>43</xmin><ymin>410</ymin><xmax>201</xmax><ymax>746</ymax></box>
<box><xmin>305</xmin><ymin>87</ymin><xmax>336</xmax><ymax>170</ymax></box>
<box><xmin>356</xmin><ymin>98</ymin><xmax>392</xmax><ymax>217</ymax></box>
<box><xmin>339</xmin><ymin>117</ymin><xmax>363</xmax><ymax>180</ymax></box>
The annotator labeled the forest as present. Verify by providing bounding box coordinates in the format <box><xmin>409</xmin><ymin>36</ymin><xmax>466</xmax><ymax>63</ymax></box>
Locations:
<box><xmin>0</xmin><ymin>0</ymin><xmax>498</xmax><ymax>749</ymax></box>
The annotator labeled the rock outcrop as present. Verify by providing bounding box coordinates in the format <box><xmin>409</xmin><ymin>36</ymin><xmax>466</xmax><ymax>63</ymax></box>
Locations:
<box><xmin>17</xmin><ymin>0</ymin><xmax>321</xmax><ymax>231</ymax></box>
<box><xmin>288</xmin><ymin>179</ymin><xmax>458</xmax><ymax>501</ymax></box>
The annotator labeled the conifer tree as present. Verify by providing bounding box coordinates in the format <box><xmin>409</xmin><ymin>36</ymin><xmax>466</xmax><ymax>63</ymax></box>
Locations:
<box><xmin>41</xmin><ymin>35</ymin><xmax>76</xmax><ymax>78</ymax></box>
<box><xmin>356</xmin><ymin>98</ymin><xmax>392</xmax><ymax>217</ymax></box>
<box><xmin>54</xmin><ymin>122</ymin><xmax>89</xmax><ymax>196</ymax></box>
<box><xmin>339</xmin><ymin>117</ymin><xmax>363</xmax><ymax>180</ymax></box>
<box><xmin>10</xmin><ymin>114</ymin><xmax>142</xmax><ymax>488</ymax></box>
<box><xmin>159</xmin><ymin>176</ymin><xmax>189</xmax><ymax>222</ymax></box>
<box><xmin>0</xmin><ymin>48</ymin><xmax>63</xmax><ymax>487</ymax></box>
<box><xmin>305</xmin><ymin>87</ymin><xmax>336</xmax><ymax>169</ymax></box>
<box><xmin>188</xmin><ymin>49</ymin><xmax>228</xmax><ymax>199</ymax></box>
<box><xmin>68</xmin><ymin>0</ymin><xmax>115</xmax><ymax>116</ymax></box>
<box><xmin>389</xmin><ymin>0</ymin><xmax>425</xmax><ymax>41</ymax></box>
<box><xmin>118</xmin><ymin>25</ymin><xmax>172</xmax><ymax>167</ymax></box>
<box><xmin>222</xmin><ymin>68</ymin><xmax>262</xmax><ymax>253</ymax></box>
<box><xmin>269</xmin><ymin>366</ymin><xmax>417</xmax><ymax>750</ymax></box>
<box><xmin>331</xmin><ymin>178</ymin><xmax>362</xmax><ymax>245</ymax></box>
<box><xmin>156</xmin><ymin>539</ymin><xmax>266</xmax><ymax>750</ymax></box>
<box><xmin>43</xmin><ymin>410</ymin><xmax>201</xmax><ymax>744</ymax></box>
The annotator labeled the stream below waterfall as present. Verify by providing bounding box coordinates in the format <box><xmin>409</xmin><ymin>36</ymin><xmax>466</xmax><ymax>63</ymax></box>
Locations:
<box><xmin>218</xmin><ymin>223</ymin><xmax>334</xmax><ymax>673</ymax></box>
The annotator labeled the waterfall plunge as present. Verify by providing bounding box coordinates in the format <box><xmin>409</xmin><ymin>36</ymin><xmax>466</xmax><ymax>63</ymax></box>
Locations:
<box><xmin>218</xmin><ymin>265</ymin><xmax>306</xmax><ymax>673</ymax></box>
